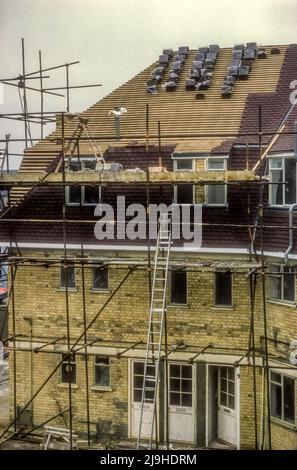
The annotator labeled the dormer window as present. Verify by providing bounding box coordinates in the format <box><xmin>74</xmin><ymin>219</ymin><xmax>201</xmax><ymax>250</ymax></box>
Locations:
<box><xmin>269</xmin><ymin>155</ymin><xmax>296</xmax><ymax>206</ymax></box>
<box><xmin>205</xmin><ymin>157</ymin><xmax>227</xmax><ymax>206</ymax></box>
<box><xmin>65</xmin><ymin>158</ymin><xmax>101</xmax><ymax>206</ymax></box>
<box><xmin>173</xmin><ymin>159</ymin><xmax>195</xmax><ymax>204</ymax></box>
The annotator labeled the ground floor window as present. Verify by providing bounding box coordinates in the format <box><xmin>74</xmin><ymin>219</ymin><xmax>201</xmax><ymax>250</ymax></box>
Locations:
<box><xmin>270</xmin><ymin>371</ymin><xmax>295</xmax><ymax>424</ymax></box>
<box><xmin>169</xmin><ymin>364</ymin><xmax>192</xmax><ymax>407</ymax></box>
<box><xmin>61</xmin><ymin>353</ymin><xmax>76</xmax><ymax>384</ymax></box>
<box><xmin>94</xmin><ymin>356</ymin><xmax>110</xmax><ymax>387</ymax></box>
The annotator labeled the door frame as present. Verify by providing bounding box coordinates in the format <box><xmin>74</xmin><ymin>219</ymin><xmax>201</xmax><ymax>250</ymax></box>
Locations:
<box><xmin>205</xmin><ymin>364</ymin><xmax>240</xmax><ymax>449</ymax></box>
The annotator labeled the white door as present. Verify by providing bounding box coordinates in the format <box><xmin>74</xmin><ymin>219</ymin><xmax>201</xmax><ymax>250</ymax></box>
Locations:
<box><xmin>218</xmin><ymin>366</ymin><xmax>237</xmax><ymax>446</ymax></box>
<box><xmin>131</xmin><ymin>361</ymin><xmax>156</xmax><ymax>439</ymax></box>
<box><xmin>169</xmin><ymin>363</ymin><xmax>195</xmax><ymax>443</ymax></box>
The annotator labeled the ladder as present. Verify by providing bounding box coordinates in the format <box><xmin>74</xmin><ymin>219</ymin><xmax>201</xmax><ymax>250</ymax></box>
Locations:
<box><xmin>137</xmin><ymin>211</ymin><xmax>172</xmax><ymax>449</ymax></box>
<box><xmin>55</xmin><ymin>114</ymin><xmax>105</xmax><ymax>173</ymax></box>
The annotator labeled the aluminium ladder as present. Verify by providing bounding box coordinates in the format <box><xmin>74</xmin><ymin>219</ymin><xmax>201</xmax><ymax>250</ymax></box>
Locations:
<box><xmin>137</xmin><ymin>211</ymin><xmax>172</xmax><ymax>449</ymax></box>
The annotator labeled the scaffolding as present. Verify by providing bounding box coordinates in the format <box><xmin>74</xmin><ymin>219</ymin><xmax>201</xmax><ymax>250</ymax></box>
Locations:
<box><xmin>0</xmin><ymin>40</ymin><xmax>296</xmax><ymax>451</ymax></box>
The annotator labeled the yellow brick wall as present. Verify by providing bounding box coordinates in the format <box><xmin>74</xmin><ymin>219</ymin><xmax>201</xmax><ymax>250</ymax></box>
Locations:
<box><xmin>6</xmin><ymin>250</ymin><xmax>297</xmax><ymax>448</ymax></box>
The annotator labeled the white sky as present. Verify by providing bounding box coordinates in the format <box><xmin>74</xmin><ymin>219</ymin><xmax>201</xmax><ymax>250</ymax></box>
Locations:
<box><xmin>0</xmin><ymin>0</ymin><xmax>297</xmax><ymax>167</ymax></box>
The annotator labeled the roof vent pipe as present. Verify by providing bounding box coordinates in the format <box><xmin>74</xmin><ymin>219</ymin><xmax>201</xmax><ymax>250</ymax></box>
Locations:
<box><xmin>108</xmin><ymin>107</ymin><xmax>127</xmax><ymax>142</ymax></box>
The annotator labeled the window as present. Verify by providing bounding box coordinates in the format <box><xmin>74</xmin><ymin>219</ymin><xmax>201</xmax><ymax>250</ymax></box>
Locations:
<box><xmin>171</xmin><ymin>270</ymin><xmax>187</xmax><ymax>304</ymax></box>
<box><xmin>133</xmin><ymin>361</ymin><xmax>155</xmax><ymax>402</ymax></box>
<box><xmin>269</xmin><ymin>156</ymin><xmax>296</xmax><ymax>206</ymax></box>
<box><xmin>219</xmin><ymin>367</ymin><xmax>235</xmax><ymax>410</ymax></box>
<box><xmin>66</xmin><ymin>158</ymin><xmax>101</xmax><ymax>206</ymax></box>
<box><xmin>94</xmin><ymin>356</ymin><xmax>110</xmax><ymax>388</ymax></box>
<box><xmin>270</xmin><ymin>371</ymin><xmax>295</xmax><ymax>424</ymax></box>
<box><xmin>214</xmin><ymin>269</ymin><xmax>232</xmax><ymax>306</ymax></box>
<box><xmin>92</xmin><ymin>266</ymin><xmax>108</xmax><ymax>290</ymax></box>
<box><xmin>205</xmin><ymin>158</ymin><xmax>227</xmax><ymax>205</ymax></box>
<box><xmin>60</xmin><ymin>265</ymin><xmax>76</xmax><ymax>289</ymax></box>
<box><xmin>169</xmin><ymin>364</ymin><xmax>192</xmax><ymax>407</ymax></box>
<box><xmin>61</xmin><ymin>353</ymin><xmax>76</xmax><ymax>384</ymax></box>
<box><xmin>269</xmin><ymin>264</ymin><xmax>295</xmax><ymax>303</ymax></box>
<box><xmin>173</xmin><ymin>159</ymin><xmax>194</xmax><ymax>204</ymax></box>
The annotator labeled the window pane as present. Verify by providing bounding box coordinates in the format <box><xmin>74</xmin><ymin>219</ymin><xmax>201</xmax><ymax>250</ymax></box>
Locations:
<box><xmin>68</xmin><ymin>186</ymin><xmax>81</xmax><ymax>204</ymax></box>
<box><xmin>221</xmin><ymin>378</ymin><xmax>227</xmax><ymax>392</ymax></box>
<box><xmin>170</xmin><ymin>378</ymin><xmax>180</xmax><ymax>391</ymax></box>
<box><xmin>176</xmin><ymin>159</ymin><xmax>193</xmax><ymax>170</ymax></box>
<box><xmin>171</xmin><ymin>271</ymin><xmax>187</xmax><ymax>304</ymax></box>
<box><xmin>283</xmin><ymin>376</ymin><xmax>295</xmax><ymax>423</ymax></box>
<box><xmin>84</xmin><ymin>186</ymin><xmax>99</xmax><ymax>204</ymax></box>
<box><xmin>181</xmin><ymin>365</ymin><xmax>192</xmax><ymax>379</ymax></box>
<box><xmin>60</xmin><ymin>266</ymin><xmax>75</xmax><ymax>288</ymax></box>
<box><xmin>220</xmin><ymin>392</ymin><xmax>227</xmax><ymax>406</ymax></box>
<box><xmin>176</xmin><ymin>184</ymin><xmax>193</xmax><ymax>204</ymax></box>
<box><xmin>93</xmin><ymin>266</ymin><xmax>108</xmax><ymax>290</ymax></box>
<box><xmin>270</xmin><ymin>265</ymin><xmax>281</xmax><ymax>300</ymax></box>
<box><xmin>215</xmin><ymin>270</ymin><xmax>232</xmax><ymax>305</ymax></box>
<box><xmin>95</xmin><ymin>356</ymin><xmax>109</xmax><ymax>365</ymax></box>
<box><xmin>207</xmin><ymin>184</ymin><xmax>226</xmax><ymax>205</ymax></box>
<box><xmin>228</xmin><ymin>395</ymin><xmax>235</xmax><ymax>410</ymax></box>
<box><xmin>285</xmin><ymin>159</ymin><xmax>296</xmax><ymax>205</ymax></box>
<box><xmin>95</xmin><ymin>365</ymin><xmax>110</xmax><ymax>387</ymax></box>
<box><xmin>283</xmin><ymin>266</ymin><xmax>295</xmax><ymax>302</ymax></box>
<box><xmin>133</xmin><ymin>375</ymin><xmax>143</xmax><ymax>388</ymax></box>
<box><xmin>170</xmin><ymin>364</ymin><xmax>180</xmax><ymax>378</ymax></box>
<box><xmin>134</xmin><ymin>362</ymin><xmax>144</xmax><ymax>375</ymax></box>
<box><xmin>207</xmin><ymin>159</ymin><xmax>225</xmax><ymax>170</ymax></box>
<box><xmin>271</xmin><ymin>382</ymin><xmax>282</xmax><ymax>419</ymax></box>
<box><xmin>270</xmin><ymin>158</ymin><xmax>282</xmax><ymax>169</ymax></box>
<box><xmin>181</xmin><ymin>393</ymin><xmax>192</xmax><ymax>407</ymax></box>
<box><xmin>271</xmin><ymin>371</ymin><xmax>281</xmax><ymax>384</ymax></box>
<box><xmin>134</xmin><ymin>389</ymin><xmax>142</xmax><ymax>402</ymax></box>
<box><xmin>271</xmin><ymin>169</ymin><xmax>283</xmax><ymax>205</ymax></box>
<box><xmin>170</xmin><ymin>392</ymin><xmax>180</xmax><ymax>406</ymax></box>
<box><xmin>182</xmin><ymin>379</ymin><xmax>192</xmax><ymax>393</ymax></box>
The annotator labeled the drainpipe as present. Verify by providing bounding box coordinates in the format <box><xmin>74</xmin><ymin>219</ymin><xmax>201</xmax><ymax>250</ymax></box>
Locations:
<box><xmin>284</xmin><ymin>203</ymin><xmax>297</xmax><ymax>264</ymax></box>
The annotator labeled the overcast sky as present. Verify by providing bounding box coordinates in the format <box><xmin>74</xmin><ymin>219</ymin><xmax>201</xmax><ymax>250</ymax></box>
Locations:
<box><xmin>0</xmin><ymin>0</ymin><xmax>297</xmax><ymax>167</ymax></box>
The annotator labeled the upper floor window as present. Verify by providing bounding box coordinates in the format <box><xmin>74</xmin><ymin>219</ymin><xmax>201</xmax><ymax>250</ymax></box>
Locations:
<box><xmin>60</xmin><ymin>265</ymin><xmax>76</xmax><ymax>290</ymax></box>
<box><xmin>269</xmin><ymin>156</ymin><xmax>296</xmax><ymax>206</ymax></box>
<box><xmin>65</xmin><ymin>158</ymin><xmax>101</xmax><ymax>206</ymax></box>
<box><xmin>214</xmin><ymin>268</ymin><xmax>232</xmax><ymax>306</ymax></box>
<box><xmin>94</xmin><ymin>356</ymin><xmax>111</xmax><ymax>388</ymax></box>
<box><xmin>170</xmin><ymin>270</ymin><xmax>187</xmax><ymax>304</ymax></box>
<box><xmin>270</xmin><ymin>371</ymin><xmax>295</xmax><ymax>424</ymax></box>
<box><xmin>173</xmin><ymin>159</ymin><xmax>195</xmax><ymax>204</ymax></box>
<box><xmin>205</xmin><ymin>158</ymin><xmax>227</xmax><ymax>206</ymax></box>
<box><xmin>61</xmin><ymin>353</ymin><xmax>76</xmax><ymax>384</ymax></box>
<box><xmin>92</xmin><ymin>266</ymin><xmax>109</xmax><ymax>291</ymax></box>
<box><xmin>269</xmin><ymin>264</ymin><xmax>295</xmax><ymax>303</ymax></box>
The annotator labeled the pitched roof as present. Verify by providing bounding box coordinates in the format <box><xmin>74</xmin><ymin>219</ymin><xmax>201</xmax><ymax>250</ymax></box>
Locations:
<box><xmin>19</xmin><ymin>44</ymin><xmax>286</xmax><ymax>174</ymax></box>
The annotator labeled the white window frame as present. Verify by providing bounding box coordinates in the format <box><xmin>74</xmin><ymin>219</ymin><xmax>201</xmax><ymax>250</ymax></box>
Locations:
<box><xmin>173</xmin><ymin>159</ymin><xmax>195</xmax><ymax>205</ymax></box>
<box><xmin>268</xmin><ymin>263</ymin><xmax>295</xmax><ymax>304</ymax></box>
<box><xmin>214</xmin><ymin>268</ymin><xmax>233</xmax><ymax>307</ymax></box>
<box><xmin>65</xmin><ymin>157</ymin><xmax>101</xmax><ymax>206</ymax></box>
<box><xmin>269</xmin><ymin>153</ymin><xmax>297</xmax><ymax>207</ymax></box>
<box><xmin>270</xmin><ymin>370</ymin><xmax>296</xmax><ymax>425</ymax></box>
<box><xmin>61</xmin><ymin>353</ymin><xmax>76</xmax><ymax>384</ymax></box>
<box><xmin>205</xmin><ymin>157</ymin><xmax>227</xmax><ymax>207</ymax></box>
<box><xmin>93</xmin><ymin>356</ymin><xmax>111</xmax><ymax>389</ymax></box>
